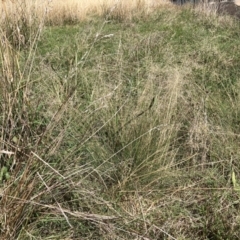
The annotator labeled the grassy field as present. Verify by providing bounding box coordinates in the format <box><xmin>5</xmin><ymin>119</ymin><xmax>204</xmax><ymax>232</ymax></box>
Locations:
<box><xmin>0</xmin><ymin>0</ymin><xmax>168</xmax><ymax>25</ymax></box>
<box><xmin>1</xmin><ymin>0</ymin><xmax>240</xmax><ymax>239</ymax></box>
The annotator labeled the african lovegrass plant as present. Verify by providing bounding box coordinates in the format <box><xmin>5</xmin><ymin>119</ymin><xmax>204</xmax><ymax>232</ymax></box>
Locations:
<box><xmin>1</xmin><ymin>1</ymin><xmax>240</xmax><ymax>239</ymax></box>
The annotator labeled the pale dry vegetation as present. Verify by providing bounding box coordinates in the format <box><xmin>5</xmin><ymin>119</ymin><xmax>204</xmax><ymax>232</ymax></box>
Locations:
<box><xmin>0</xmin><ymin>0</ymin><xmax>171</xmax><ymax>25</ymax></box>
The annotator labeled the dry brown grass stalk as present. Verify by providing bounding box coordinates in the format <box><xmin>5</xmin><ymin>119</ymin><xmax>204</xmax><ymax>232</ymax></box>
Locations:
<box><xmin>0</xmin><ymin>0</ymin><xmax>171</xmax><ymax>25</ymax></box>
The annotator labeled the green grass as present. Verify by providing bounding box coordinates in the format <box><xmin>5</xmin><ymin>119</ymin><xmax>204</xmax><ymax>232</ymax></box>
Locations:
<box><xmin>1</xmin><ymin>4</ymin><xmax>240</xmax><ymax>239</ymax></box>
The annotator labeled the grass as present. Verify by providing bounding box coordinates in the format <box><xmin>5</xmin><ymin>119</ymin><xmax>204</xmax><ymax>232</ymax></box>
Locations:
<box><xmin>1</xmin><ymin>0</ymin><xmax>240</xmax><ymax>239</ymax></box>
<box><xmin>0</xmin><ymin>0</ymin><xmax>169</xmax><ymax>26</ymax></box>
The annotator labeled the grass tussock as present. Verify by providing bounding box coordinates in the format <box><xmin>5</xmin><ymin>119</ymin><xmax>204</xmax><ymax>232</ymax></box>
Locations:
<box><xmin>1</xmin><ymin>0</ymin><xmax>240</xmax><ymax>239</ymax></box>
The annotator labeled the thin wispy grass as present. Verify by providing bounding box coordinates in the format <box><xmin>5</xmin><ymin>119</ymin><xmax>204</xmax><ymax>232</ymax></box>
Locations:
<box><xmin>0</xmin><ymin>0</ymin><xmax>171</xmax><ymax>26</ymax></box>
<box><xmin>1</xmin><ymin>1</ymin><xmax>240</xmax><ymax>239</ymax></box>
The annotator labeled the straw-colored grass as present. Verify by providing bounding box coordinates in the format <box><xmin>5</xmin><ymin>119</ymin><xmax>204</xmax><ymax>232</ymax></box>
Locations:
<box><xmin>0</xmin><ymin>0</ymin><xmax>172</xmax><ymax>25</ymax></box>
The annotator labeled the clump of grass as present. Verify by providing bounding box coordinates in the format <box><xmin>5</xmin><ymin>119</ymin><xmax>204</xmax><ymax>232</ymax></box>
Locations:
<box><xmin>0</xmin><ymin>22</ymin><xmax>106</xmax><ymax>240</ymax></box>
<box><xmin>0</xmin><ymin>17</ymin><xmax>40</xmax><ymax>237</ymax></box>
<box><xmin>1</xmin><ymin>1</ymin><xmax>240</xmax><ymax>239</ymax></box>
<box><xmin>0</xmin><ymin>0</ymin><xmax>45</xmax><ymax>49</ymax></box>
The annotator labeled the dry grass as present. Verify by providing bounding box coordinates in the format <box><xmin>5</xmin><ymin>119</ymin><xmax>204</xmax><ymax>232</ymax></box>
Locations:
<box><xmin>0</xmin><ymin>0</ymin><xmax>172</xmax><ymax>25</ymax></box>
<box><xmin>1</xmin><ymin>1</ymin><xmax>240</xmax><ymax>239</ymax></box>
